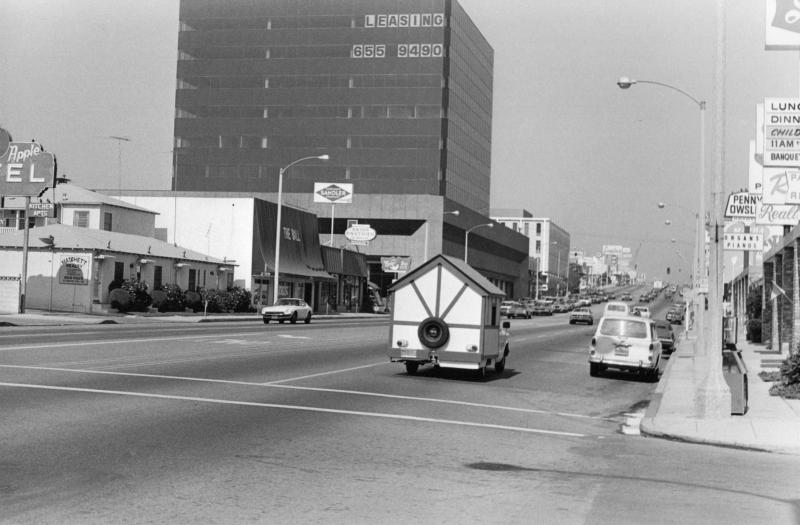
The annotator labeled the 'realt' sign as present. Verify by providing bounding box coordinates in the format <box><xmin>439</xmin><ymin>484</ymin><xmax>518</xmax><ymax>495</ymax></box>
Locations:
<box><xmin>0</xmin><ymin>127</ymin><xmax>56</xmax><ymax>197</ymax></box>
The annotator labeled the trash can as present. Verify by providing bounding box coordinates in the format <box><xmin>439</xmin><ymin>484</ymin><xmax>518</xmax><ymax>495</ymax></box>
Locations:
<box><xmin>722</xmin><ymin>349</ymin><xmax>748</xmax><ymax>415</ymax></box>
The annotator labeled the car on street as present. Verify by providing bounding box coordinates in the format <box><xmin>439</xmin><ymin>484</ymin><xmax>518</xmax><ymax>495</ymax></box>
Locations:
<box><xmin>632</xmin><ymin>306</ymin><xmax>651</xmax><ymax>318</ymax></box>
<box><xmin>532</xmin><ymin>300</ymin><xmax>554</xmax><ymax>316</ymax></box>
<box><xmin>261</xmin><ymin>298</ymin><xmax>312</xmax><ymax>324</ymax></box>
<box><xmin>569</xmin><ymin>307</ymin><xmax>594</xmax><ymax>325</ymax></box>
<box><xmin>621</xmin><ymin>293</ymin><xmax>633</xmax><ymax>301</ymax></box>
<box><xmin>666</xmin><ymin>308</ymin><xmax>683</xmax><ymax>324</ymax></box>
<box><xmin>589</xmin><ymin>315</ymin><xmax>662</xmax><ymax>379</ymax></box>
<box><xmin>603</xmin><ymin>301</ymin><xmax>630</xmax><ymax>317</ymax></box>
<box><xmin>500</xmin><ymin>301</ymin><xmax>515</xmax><ymax>317</ymax></box>
<box><xmin>504</xmin><ymin>301</ymin><xmax>530</xmax><ymax>319</ymax></box>
<box><xmin>654</xmin><ymin>320</ymin><xmax>676</xmax><ymax>355</ymax></box>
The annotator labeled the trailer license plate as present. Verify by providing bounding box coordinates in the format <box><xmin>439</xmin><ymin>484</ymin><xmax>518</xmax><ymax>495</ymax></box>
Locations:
<box><xmin>614</xmin><ymin>346</ymin><xmax>628</xmax><ymax>356</ymax></box>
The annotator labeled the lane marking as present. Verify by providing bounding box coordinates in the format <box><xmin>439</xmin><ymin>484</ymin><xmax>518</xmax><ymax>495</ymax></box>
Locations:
<box><xmin>0</xmin><ymin>364</ymin><xmax>608</xmax><ymax>420</ymax></box>
<box><xmin>264</xmin><ymin>362</ymin><xmax>387</xmax><ymax>384</ymax></box>
<box><xmin>0</xmin><ymin>381</ymin><xmax>587</xmax><ymax>438</ymax></box>
<box><xmin>277</xmin><ymin>335</ymin><xmax>312</xmax><ymax>340</ymax></box>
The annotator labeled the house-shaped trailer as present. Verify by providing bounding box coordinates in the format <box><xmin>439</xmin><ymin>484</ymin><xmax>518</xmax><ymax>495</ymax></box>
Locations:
<box><xmin>388</xmin><ymin>255</ymin><xmax>510</xmax><ymax>377</ymax></box>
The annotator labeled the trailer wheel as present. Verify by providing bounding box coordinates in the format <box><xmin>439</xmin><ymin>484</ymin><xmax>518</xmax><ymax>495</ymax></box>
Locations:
<box><xmin>418</xmin><ymin>317</ymin><xmax>450</xmax><ymax>349</ymax></box>
<box><xmin>405</xmin><ymin>362</ymin><xmax>419</xmax><ymax>375</ymax></box>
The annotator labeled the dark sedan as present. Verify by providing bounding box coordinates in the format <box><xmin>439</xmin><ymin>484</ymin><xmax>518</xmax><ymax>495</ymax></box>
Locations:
<box><xmin>655</xmin><ymin>320</ymin><xmax>676</xmax><ymax>354</ymax></box>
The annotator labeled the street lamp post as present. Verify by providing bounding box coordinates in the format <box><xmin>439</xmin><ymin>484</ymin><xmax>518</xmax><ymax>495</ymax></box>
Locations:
<box><xmin>464</xmin><ymin>223</ymin><xmax>493</xmax><ymax>264</ymax></box>
<box><xmin>273</xmin><ymin>154</ymin><xmax>329</xmax><ymax>305</ymax></box>
<box><xmin>618</xmin><ymin>72</ymin><xmax>729</xmax><ymax>416</ymax></box>
<box><xmin>551</xmin><ymin>241</ymin><xmax>563</xmax><ymax>298</ymax></box>
<box><xmin>424</xmin><ymin>210</ymin><xmax>459</xmax><ymax>261</ymax></box>
<box><xmin>618</xmin><ymin>77</ymin><xmax>706</xmax><ymax>355</ymax></box>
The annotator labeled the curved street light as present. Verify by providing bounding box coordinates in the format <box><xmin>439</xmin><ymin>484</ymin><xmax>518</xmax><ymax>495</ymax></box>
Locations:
<box><xmin>464</xmin><ymin>223</ymin><xmax>493</xmax><ymax>264</ymax></box>
<box><xmin>619</xmin><ymin>77</ymin><xmax>706</xmax><ymax>352</ymax></box>
<box><xmin>424</xmin><ymin>210</ymin><xmax>459</xmax><ymax>261</ymax></box>
<box><xmin>273</xmin><ymin>154</ymin><xmax>329</xmax><ymax>304</ymax></box>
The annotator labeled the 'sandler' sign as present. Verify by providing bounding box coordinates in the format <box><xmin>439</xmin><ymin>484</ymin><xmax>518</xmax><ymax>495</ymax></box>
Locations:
<box><xmin>313</xmin><ymin>182</ymin><xmax>353</xmax><ymax>204</ymax></box>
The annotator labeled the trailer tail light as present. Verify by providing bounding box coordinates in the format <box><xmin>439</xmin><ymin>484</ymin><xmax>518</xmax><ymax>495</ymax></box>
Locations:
<box><xmin>466</xmin><ymin>344</ymin><xmax>478</xmax><ymax>352</ymax></box>
<box><xmin>397</xmin><ymin>339</ymin><xmax>408</xmax><ymax>348</ymax></box>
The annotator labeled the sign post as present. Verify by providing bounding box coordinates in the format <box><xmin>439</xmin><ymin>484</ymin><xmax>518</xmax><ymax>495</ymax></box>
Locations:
<box><xmin>0</xmin><ymin>128</ymin><xmax>57</xmax><ymax>313</ymax></box>
<box><xmin>313</xmin><ymin>183</ymin><xmax>353</xmax><ymax>246</ymax></box>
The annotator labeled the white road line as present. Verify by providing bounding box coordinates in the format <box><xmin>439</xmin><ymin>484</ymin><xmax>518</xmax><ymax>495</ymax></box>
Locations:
<box><xmin>264</xmin><ymin>362</ymin><xmax>387</xmax><ymax>384</ymax></box>
<box><xmin>0</xmin><ymin>364</ymin><xmax>607</xmax><ymax>420</ymax></box>
<box><xmin>0</xmin><ymin>381</ymin><xmax>587</xmax><ymax>438</ymax></box>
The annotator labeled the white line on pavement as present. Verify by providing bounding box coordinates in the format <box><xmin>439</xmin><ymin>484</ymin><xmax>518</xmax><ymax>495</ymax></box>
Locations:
<box><xmin>263</xmin><ymin>362</ymin><xmax>387</xmax><ymax>384</ymax></box>
<box><xmin>0</xmin><ymin>364</ymin><xmax>608</xmax><ymax>420</ymax></box>
<box><xmin>0</xmin><ymin>381</ymin><xmax>587</xmax><ymax>438</ymax></box>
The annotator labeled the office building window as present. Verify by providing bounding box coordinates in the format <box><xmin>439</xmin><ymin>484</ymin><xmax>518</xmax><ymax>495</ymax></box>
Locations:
<box><xmin>535</xmin><ymin>240</ymin><xmax>541</xmax><ymax>254</ymax></box>
<box><xmin>536</xmin><ymin>223</ymin><xmax>542</xmax><ymax>234</ymax></box>
<box><xmin>103</xmin><ymin>212</ymin><xmax>112</xmax><ymax>231</ymax></box>
<box><xmin>74</xmin><ymin>211</ymin><xmax>90</xmax><ymax>228</ymax></box>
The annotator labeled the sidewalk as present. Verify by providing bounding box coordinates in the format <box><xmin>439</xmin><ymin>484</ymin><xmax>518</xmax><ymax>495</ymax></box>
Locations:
<box><xmin>641</xmin><ymin>330</ymin><xmax>800</xmax><ymax>455</ymax></box>
<box><xmin>0</xmin><ymin>309</ymin><xmax>385</xmax><ymax>326</ymax></box>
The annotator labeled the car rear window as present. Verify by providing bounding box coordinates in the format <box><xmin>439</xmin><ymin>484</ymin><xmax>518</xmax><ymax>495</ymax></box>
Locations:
<box><xmin>599</xmin><ymin>318</ymin><xmax>647</xmax><ymax>338</ymax></box>
<box><xmin>608</xmin><ymin>305</ymin><xmax>626</xmax><ymax>312</ymax></box>
<box><xmin>655</xmin><ymin>326</ymin><xmax>672</xmax><ymax>338</ymax></box>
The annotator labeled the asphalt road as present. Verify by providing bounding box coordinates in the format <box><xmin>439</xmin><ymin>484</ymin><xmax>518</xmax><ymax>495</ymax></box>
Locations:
<box><xmin>1</xmin><ymin>303</ymin><xmax>799</xmax><ymax>524</ymax></box>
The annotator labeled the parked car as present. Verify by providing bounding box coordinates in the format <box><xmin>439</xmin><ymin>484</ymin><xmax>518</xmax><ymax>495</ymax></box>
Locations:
<box><xmin>621</xmin><ymin>293</ymin><xmax>633</xmax><ymax>301</ymax></box>
<box><xmin>654</xmin><ymin>320</ymin><xmax>676</xmax><ymax>355</ymax></box>
<box><xmin>505</xmin><ymin>301</ymin><xmax>530</xmax><ymax>319</ymax></box>
<box><xmin>589</xmin><ymin>316</ymin><xmax>662</xmax><ymax>379</ymax></box>
<box><xmin>261</xmin><ymin>298</ymin><xmax>312</xmax><ymax>324</ymax></box>
<box><xmin>569</xmin><ymin>307</ymin><xmax>594</xmax><ymax>325</ymax></box>
<box><xmin>666</xmin><ymin>308</ymin><xmax>683</xmax><ymax>324</ymax></box>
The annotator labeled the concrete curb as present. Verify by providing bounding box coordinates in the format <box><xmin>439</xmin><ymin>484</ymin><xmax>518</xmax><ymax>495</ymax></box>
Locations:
<box><xmin>0</xmin><ymin>312</ymin><xmax>387</xmax><ymax>327</ymax></box>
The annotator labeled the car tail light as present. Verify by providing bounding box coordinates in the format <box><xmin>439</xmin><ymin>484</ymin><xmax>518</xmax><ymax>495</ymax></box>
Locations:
<box><xmin>591</xmin><ymin>338</ymin><xmax>596</xmax><ymax>346</ymax></box>
<box><xmin>649</xmin><ymin>343</ymin><xmax>654</xmax><ymax>351</ymax></box>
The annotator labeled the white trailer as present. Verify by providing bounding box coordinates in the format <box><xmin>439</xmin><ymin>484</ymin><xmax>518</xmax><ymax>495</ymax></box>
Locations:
<box><xmin>388</xmin><ymin>255</ymin><xmax>510</xmax><ymax>377</ymax></box>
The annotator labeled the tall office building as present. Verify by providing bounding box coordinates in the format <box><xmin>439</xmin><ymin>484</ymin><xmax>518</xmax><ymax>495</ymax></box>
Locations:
<box><xmin>175</xmin><ymin>0</ymin><xmax>493</xmax><ymax>214</ymax></box>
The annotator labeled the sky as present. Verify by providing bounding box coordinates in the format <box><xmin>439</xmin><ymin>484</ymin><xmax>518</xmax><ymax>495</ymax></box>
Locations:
<box><xmin>1</xmin><ymin>0</ymin><xmax>796</xmax><ymax>281</ymax></box>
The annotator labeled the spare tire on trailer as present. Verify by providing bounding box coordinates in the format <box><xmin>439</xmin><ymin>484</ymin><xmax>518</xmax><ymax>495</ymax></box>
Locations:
<box><xmin>418</xmin><ymin>317</ymin><xmax>450</xmax><ymax>349</ymax></box>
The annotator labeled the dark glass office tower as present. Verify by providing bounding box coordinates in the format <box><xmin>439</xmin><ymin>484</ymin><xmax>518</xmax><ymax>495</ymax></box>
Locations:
<box><xmin>175</xmin><ymin>0</ymin><xmax>493</xmax><ymax>214</ymax></box>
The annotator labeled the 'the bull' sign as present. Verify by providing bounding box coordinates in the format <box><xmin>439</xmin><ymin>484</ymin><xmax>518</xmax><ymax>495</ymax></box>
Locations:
<box><xmin>0</xmin><ymin>127</ymin><xmax>56</xmax><ymax>197</ymax></box>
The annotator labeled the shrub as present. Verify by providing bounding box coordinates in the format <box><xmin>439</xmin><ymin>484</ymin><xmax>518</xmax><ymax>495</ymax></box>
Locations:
<box><xmin>184</xmin><ymin>290</ymin><xmax>202</xmax><ymax>312</ymax></box>
<box><xmin>151</xmin><ymin>290</ymin><xmax>168</xmax><ymax>311</ymax></box>
<box><xmin>222</xmin><ymin>287</ymin><xmax>253</xmax><ymax>312</ymax></box>
<box><xmin>109</xmin><ymin>279</ymin><xmax>152</xmax><ymax>312</ymax></box>
<box><xmin>157</xmin><ymin>284</ymin><xmax>185</xmax><ymax>312</ymax></box>
<box><xmin>109</xmin><ymin>288</ymin><xmax>131</xmax><ymax>312</ymax></box>
<box><xmin>769</xmin><ymin>352</ymin><xmax>800</xmax><ymax>399</ymax></box>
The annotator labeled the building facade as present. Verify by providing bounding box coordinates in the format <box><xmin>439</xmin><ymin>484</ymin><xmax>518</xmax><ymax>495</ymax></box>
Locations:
<box><xmin>169</xmin><ymin>0</ymin><xmax>529</xmax><ymax>298</ymax></box>
<box><xmin>174</xmin><ymin>0</ymin><xmax>492</xmax><ymax>215</ymax></box>
<box><xmin>490</xmin><ymin>209</ymin><xmax>571</xmax><ymax>297</ymax></box>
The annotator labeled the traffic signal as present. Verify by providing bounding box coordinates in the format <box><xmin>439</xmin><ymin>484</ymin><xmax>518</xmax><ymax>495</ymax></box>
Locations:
<box><xmin>667</xmin><ymin>267</ymin><xmax>671</xmax><ymax>275</ymax></box>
